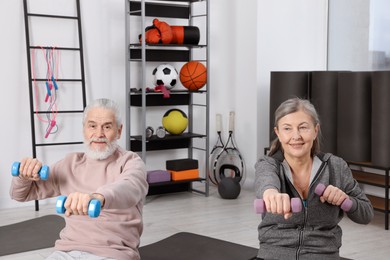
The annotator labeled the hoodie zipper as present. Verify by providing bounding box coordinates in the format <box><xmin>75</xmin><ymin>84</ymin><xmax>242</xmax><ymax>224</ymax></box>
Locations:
<box><xmin>286</xmin><ymin>160</ymin><xmax>328</xmax><ymax>260</ymax></box>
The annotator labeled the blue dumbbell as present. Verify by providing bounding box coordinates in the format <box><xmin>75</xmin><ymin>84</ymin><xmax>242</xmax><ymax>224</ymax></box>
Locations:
<box><xmin>56</xmin><ymin>195</ymin><xmax>101</xmax><ymax>218</ymax></box>
<box><xmin>11</xmin><ymin>161</ymin><xmax>50</xmax><ymax>180</ymax></box>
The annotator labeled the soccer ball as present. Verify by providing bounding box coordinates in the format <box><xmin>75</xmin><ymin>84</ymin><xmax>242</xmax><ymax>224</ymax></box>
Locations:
<box><xmin>152</xmin><ymin>64</ymin><xmax>178</xmax><ymax>90</ymax></box>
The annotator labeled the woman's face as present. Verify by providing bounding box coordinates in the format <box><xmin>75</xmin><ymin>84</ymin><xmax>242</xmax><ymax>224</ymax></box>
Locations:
<box><xmin>274</xmin><ymin>110</ymin><xmax>319</xmax><ymax>161</ymax></box>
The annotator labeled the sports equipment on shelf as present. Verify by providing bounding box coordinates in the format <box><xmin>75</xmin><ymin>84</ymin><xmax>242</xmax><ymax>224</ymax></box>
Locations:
<box><xmin>314</xmin><ymin>183</ymin><xmax>353</xmax><ymax>212</ymax></box>
<box><xmin>56</xmin><ymin>195</ymin><xmax>101</xmax><ymax>218</ymax></box>
<box><xmin>11</xmin><ymin>161</ymin><xmax>50</xmax><ymax>181</ymax></box>
<box><xmin>162</xmin><ymin>109</ymin><xmax>188</xmax><ymax>135</ymax></box>
<box><xmin>254</xmin><ymin>198</ymin><xmax>302</xmax><ymax>214</ymax></box>
<box><xmin>212</xmin><ymin>111</ymin><xmax>245</xmax><ymax>184</ymax></box>
<box><xmin>146</xmin><ymin>126</ymin><xmax>154</xmax><ymax>138</ymax></box>
<box><xmin>179</xmin><ymin>61</ymin><xmax>207</xmax><ymax>91</ymax></box>
<box><xmin>153</xmin><ymin>63</ymin><xmax>178</xmax><ymax>90</ymax></box>
<box><xmin>156</xmin><ymin>126</ymin><xmax>166</xmax><ymax>138</ymax></box>
<box><xmin>140</xmin><ymin>18</ymin><xmax>200</xmax><ymax>45</ymax></box>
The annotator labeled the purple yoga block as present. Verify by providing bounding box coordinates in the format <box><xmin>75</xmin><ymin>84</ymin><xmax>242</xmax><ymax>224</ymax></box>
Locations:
<box><xmin>147</xmin><ymin>170</ymin><xmax>171</xmax><ymax>183</ymax></box>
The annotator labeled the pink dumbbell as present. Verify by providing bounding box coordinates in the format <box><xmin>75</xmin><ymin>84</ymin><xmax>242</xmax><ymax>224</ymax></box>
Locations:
<box><xmin>254</xmin><ymin>197</ymin><xmax>302</xmax><ymax>214</ymax></box>
<box><xmin>314</xmin><ymin>183</ymin><xmax>353</xmax><ymax>212</ymax></box>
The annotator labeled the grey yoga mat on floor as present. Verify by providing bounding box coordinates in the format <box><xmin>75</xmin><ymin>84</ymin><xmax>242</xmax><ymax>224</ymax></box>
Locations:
<box><xmin>139</xmin><ymin>232</ymin><xmax>258</xmax><ymax>260</ymax></box>
<box><xmin>269</xmin><ymin>71</ymin><xmax>309</xmax><ymax>142</ymax></box>
<box><xmin>371</xmin><ymin>71</ymin><xmax>390</xmax><ymax>167</ymax></box>
<box><xmin>139</xmin><ymin>232</ymin><xmax>353</xmax><ymax>260</ymax></box>
<box><xmin>337</xmin><ymin>71</ymin><xmax>371</xmax><ymax>162</ymax></box>
<box><xmin>0</xmin><ymin>215</ymin><xmax>65</xmax><ymax>256</ymax></box>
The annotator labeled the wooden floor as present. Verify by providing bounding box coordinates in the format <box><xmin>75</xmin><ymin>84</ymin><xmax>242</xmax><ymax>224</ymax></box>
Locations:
<box><xmin>1</xmin><ymin>185</ymin><xmax>390</xmax><ymax>259</ymax></box>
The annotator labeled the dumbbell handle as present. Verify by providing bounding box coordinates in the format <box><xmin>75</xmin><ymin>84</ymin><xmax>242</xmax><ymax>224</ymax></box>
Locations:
<box><xmin>314</xmin><ymin>183</ymin><xmax>353</xmax><ymax>212</ymax></box>
<box><xmin>254</xmin><ymin>197</ymin><xmax>302</xmax><ymax>214</ymax></box>
<box><xmin>11</xmin><ymin>161</ymin><xmax>50</xmax><ymax>181</ymax></box>
<box><xmin>56</xmin><ymin>195</ymin><xmax>101</xmax><ymax>218</ymax></box>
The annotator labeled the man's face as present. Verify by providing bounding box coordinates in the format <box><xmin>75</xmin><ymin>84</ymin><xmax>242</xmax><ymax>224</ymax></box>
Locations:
<box><xmin>83</xmin><ymin>107</ymin><xmax>122</xmax><ymax>159</ymax></box>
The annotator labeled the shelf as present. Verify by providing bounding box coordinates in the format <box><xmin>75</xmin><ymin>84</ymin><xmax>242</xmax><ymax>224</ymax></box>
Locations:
<box><xmin>130</xmin><ymin>91</ymin><xmax>206</xmax><ymax>106</ymax></box>
<box><xmin>351</xmin><ymin>170</ymin><xmax>390</xmax><ymax>187</ymax></box>
<box><xmin>348</xmin><ymin>161</ymin><xmax>390</xmax><ymax>230</ymax></box>
<box><xmin>130</xmin><ymin>132</ymin><xmax>206</xmax><ymax>151</ymax></box>
<box><xmin>348</xmin><ymin>161</ymin><xmax>390</xmax><ymax>171</ymax></box>
<box><xmin>130</xmin><ymin>92</ymin><xmax>190</xmax><ymax>106</ymax></box>
<box><xmin>129</xmin><ymin>43</ymin><xmax>207</xmax><ymax>49</ymax></box>
<box><xmin>147</xmin><ymin>178</ymin><xmax>206</xmax><ymax>196</ymax></box>
<box><xmin>148</xmin><ymin>177</ymin><xmax>205</xmax><ymax>187</ymax></box>
<box><xmin>130</xmin><ymin>49</ymin><xmax>191</xmax><ymax>62</ymax></box>
<box><xmin>366</xmin><ymin>194</ymin><xmax>390</xmax><ymax>212</ymax></box>
<box><xmin>130</xmin><ymin>1</ymin><xmax>190</xmax><ymax>19</ymax></box>
<box><xmin>126</xmin><ymin>0</ymin><xmax>209</xmax><ymax>197</ymax></box>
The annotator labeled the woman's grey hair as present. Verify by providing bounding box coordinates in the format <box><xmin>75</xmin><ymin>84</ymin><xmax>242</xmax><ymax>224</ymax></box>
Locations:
<box><xmin>83</xmin><ymin>98</ymin><xmax>122</xmax><ymax>127</ymax></box>
<box><xmin>269</xmin><ymin>97</ymin><xmax>321</xmax><ymax>156</ymax></box>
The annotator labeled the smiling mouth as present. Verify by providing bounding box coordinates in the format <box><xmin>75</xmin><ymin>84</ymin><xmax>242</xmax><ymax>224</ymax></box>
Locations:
<box><xmin>89</xmin><ymin>138</ymin><xmax>108</xmax><ymax>144</ymax></box>
<box><xmin>91</xmin><ymin>142</ymin><xmax>107</xmax><ymax>146</ymax></box>
<box><xmin>290</xmin><ymin>143</ymin><xmax>304</xmax><ymax>147</ymax></box>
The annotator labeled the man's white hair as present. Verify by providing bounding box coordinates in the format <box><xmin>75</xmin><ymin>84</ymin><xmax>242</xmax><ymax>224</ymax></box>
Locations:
<box><xmin>83</xmin><ymin>98</ymin><xmax>122</xmax><ymax>127</ymax></box>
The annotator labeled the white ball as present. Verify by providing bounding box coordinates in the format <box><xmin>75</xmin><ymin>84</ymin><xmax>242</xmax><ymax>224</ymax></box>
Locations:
<box><xmin>152</xmin><ymin>64</ymin><xmax>178</xmax><ymax>90</ymax></box>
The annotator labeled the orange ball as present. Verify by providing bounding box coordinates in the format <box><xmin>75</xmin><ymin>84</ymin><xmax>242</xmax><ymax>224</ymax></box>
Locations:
<box><xmin>179</xmin><ymin>61</ymin><xmax>207</xmax><ymax>91</ymax></box>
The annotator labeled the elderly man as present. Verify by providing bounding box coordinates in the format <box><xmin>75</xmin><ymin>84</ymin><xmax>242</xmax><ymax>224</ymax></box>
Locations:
<box><xmin>10</xmin><ymin>98</ymin><xmax>148</xmax><ymax>260</ymax></box>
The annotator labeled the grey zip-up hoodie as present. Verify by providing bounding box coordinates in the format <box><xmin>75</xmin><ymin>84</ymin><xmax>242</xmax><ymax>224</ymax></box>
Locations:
<box><xmin>254</xmin><ymin>151</ymin><xmax>374</xmax><ymax>260</ymax></box>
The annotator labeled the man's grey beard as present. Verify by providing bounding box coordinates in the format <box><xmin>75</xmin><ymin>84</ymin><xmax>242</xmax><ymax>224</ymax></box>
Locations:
<box><xmin>84</xmin><ymin>138</ymin><xmax>119</xmax><ymax>160</ymax></box>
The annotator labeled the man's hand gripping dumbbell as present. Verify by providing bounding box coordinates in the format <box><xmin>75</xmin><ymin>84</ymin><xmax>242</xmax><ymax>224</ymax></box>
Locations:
<box><xmin>56</xmin><ymin>192</ymin><xmax>104</xmax><ymax>218</ymax></box>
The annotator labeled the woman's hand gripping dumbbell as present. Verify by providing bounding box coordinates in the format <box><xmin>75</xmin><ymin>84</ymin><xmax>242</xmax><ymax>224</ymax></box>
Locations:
<box><xmin>56</xmin><ymin>193</ymin><xmax>103</xmax><ymax>218</ymax></box>
<box><xmin>11</xmin><ymin>161</ymin><xmax>50</xmax><ymax>181</ymax></box>
<box><xmin>254</xmin><ymin>198</ymin><xmax>302</xmax><ymax>214</ymax></box>
<box><xmin>315</xmin><ymin>183</ymin><xmax>353</xmax><ymax>212</ymax></box>
<box><xmin>254</xmin><ymin>190</ymin><xmax>302</xmax><ymax>219</ymax></box>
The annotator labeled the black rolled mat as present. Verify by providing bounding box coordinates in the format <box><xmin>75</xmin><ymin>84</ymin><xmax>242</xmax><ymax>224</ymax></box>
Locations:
<box><xmin>337</xmin><ymin>71</ymin><xmax>371</xmax><ymax>162</ymax></box>
<box><xmin>269</xmin><ymin>71</ymin><xmax>309</xmax><ymax>142</ymax></box>
<box><xmin>139</xmin><ymin>232</ymin><xmax>258</xmax><ymax>260</ymax></box>
<box><xmin>310</xmin><ymin>71</ymin><xmax>340</xmax><ymax>154</ymax></box>
<box><xmin>0</xmin><ymin>215</ymin><xmax>65</xmax><ymax>256</ymax></box>
<box><xmin>371</xmin><ymin>71</ymin><xmax>390</xmax><ymax>167</ymax></box>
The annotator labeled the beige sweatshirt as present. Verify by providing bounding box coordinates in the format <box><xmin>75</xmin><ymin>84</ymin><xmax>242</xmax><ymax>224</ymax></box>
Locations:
<box><xmin>10</xmin><ymin>147</ymin><xmax>148</xmax><ymax>260</ymax></box>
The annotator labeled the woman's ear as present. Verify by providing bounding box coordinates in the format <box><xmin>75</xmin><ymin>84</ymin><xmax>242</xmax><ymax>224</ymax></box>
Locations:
<box><xmin>274</xmin><ymin>126</ymin><xmax>279</xmax><ymax>138</ymax></box>
<box><xmin>314</xmin><ymin>123</ymin><xmax>320</xmax><ymax>139</ymax></box>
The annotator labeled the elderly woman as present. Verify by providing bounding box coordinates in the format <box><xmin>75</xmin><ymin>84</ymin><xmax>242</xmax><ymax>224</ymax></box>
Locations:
<box><xmin>254</xmin><ymin>97</ymin><xmax>373</xmax><ymax>260</ymax></box>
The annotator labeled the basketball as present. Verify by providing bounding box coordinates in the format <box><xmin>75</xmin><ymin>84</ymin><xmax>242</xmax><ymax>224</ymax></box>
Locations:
<box><xmin>179</xmin><ymin>61</ymin><xmax>207</xmax><ymax>91</ymax></box>
<box><xmin>162</xmin><ymin>109</ymin><xmax>188</xmax><ymax>135</ymax></box>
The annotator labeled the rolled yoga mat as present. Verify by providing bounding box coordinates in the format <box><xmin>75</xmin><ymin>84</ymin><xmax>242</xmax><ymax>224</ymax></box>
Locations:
<box><xmin>310</xmin><ymin>71</ymin><xmax>340</xmax><ymax>154</ymax></box>
<box><xmin>371</xmin><ymin>71</ymin><xmax>390</xmax><ymax>167</ymax></box>
<box><xmin>269</xmin><ymin>71</ymin><xmax>309</xmax><ymax>142</ymax></box>
<box><xmin>337</xmin><ymin>71</ymin><xmax>371</xmax><ymax>162</ymax></box>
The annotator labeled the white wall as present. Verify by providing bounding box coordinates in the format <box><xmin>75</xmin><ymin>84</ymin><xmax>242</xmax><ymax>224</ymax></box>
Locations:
<box><xmin>0</xmin><ymin>0</ymin><xmax>127</xmax><ymax>209</ymax></box>
<box><xmin>0</xmin><ymin>0</ymin><xmax>327</xmax><ymax>210</ymax></box>
<box><xmin>256</xmin><ymin>0</ymin><xmax>328</xmax><ymax>179</ymax></box>
<box><xmin>209</xmin><ymin>0</ymin><xmax>258</xmax><ymax>188</ymax></box>
<box><xmin>328</xmin><ymin>0</ymin><xmax>370</xmax><ymax>70</ymax></box>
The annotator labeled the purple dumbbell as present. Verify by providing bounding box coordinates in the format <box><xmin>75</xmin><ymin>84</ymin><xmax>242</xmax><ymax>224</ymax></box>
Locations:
<box><xmin>254</xmin><ymin>197</ymin><xmax>302</xmax><ymax>214</ymax></box>
<box><xmin>314</xmin><ymin>183</ymin><xmax>353</xmax><ymax>212</ymax></box>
